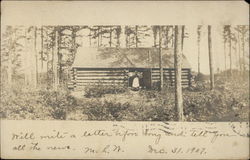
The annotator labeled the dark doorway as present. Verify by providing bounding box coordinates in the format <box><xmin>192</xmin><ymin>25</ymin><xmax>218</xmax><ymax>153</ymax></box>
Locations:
<box><xmin>142</xmin><ymin>69</ymin><xmax>152</xmax><ymax>89</ymax></box>
<box><xmin>127</xmin><ymin>69</ymin><xmax>151</xmax><ymax>89</ymax></box>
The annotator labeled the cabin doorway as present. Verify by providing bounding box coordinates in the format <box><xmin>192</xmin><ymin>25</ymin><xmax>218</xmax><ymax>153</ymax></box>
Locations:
<box><xmin>142</xmin><ymin>69</ymin><xmax>152</xmax><ymax>89</ymax></box>
<box><xmin>128</xmin><ymin>69</ymin><xmax>152</xmax><ymax>89</ymax></box>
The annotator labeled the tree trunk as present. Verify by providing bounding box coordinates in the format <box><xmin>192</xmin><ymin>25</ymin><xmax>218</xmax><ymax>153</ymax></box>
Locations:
<box><xmin>237</xmin><ymin>31</ymin><xmax>241</xmax><ymax>73</ymax></box>
<box><xmin>128</xmin><ymin>35</ymin><xmax>130</xmax><ymax>48</ymax></box>
<box><xmin>125</xmin><ymin>26</ymin><xmax>128</xmax><ymax>48</ymax></box>
<box><xmin>135</xmin><ymin>25</ymin><xmax>138</xmax><ymax>48</ymax></box>
<box><xmin>233</xmin><ymin>40</ymin><xmax>238</xmax><ymax>75</ymax></box>
<box><xmin>89</xmin><ymin>29</ymin><xmax>92</xmax><ymax>47</ymax></box>
<box><xmin>58</xmin><ymin>31</ymin><xmax>63</xmax><ymax>85</ymax></box>
<box><xmin>159</xmin><ymin>26</ymin><xmax>163</xmax><ymax>90</ymax></box>
<box><xmin>34</xmin><ymin>26</ymin><xmax>38</xmax><ymax>88</ymax></box>
<box><xmin>153</xmin><ymin>27</ymin><xmax>157</xmax><ymax>47</ymax></box>
<box><xmin>228</xmin><ymin>26</ymin><xmax>232</xmax><ymax>76</ymax></box>
<box><xmin>97</xmin><ymin>27</ymin><xmax>100</xmax><ymax>47</ymax></box>
<box><xmin>100</xmin><ymin>27</ymin><xmax>102</xmax><ymax>47</ymax></box>
<box><xmin>174</xmin><ymin>25</ymin><xmax>184</xmax><ymax>121</ymax></box>
<box><xmin>197</xmin><ymin>26</ymin><xmax>201</xmax><ymax>74</ymax></box>
<box><xmin>224</xmin><ymin>39</ymin><xmax>227</xmax><ymax>76</ymax></box>
<box><xmin>181</xmin><ymin>26</ymin><xmax>185</xmax><ymax>51</ymax></box>
<box><xmin>208</xmin><ymin>25</ymin><xmax>214</xmax><ymax>90</ymax></box>
<box><xmin>24</xmin><ymin>29</ymin><xmax>31</xmax><ymax>86</ymax></box>
<box><xmin>242</xmin><ymin>33</ymin><xmax>245</xmax><ymax>77</ymax></box>
<box><xmin>7</xmin><ymin>44</ymin><xmax>12</xmax><ymax>87</ymax></box>
<box><xmin>46</xmin><ymin>42</ymin><xmax>50</xmax><ymax>87</ymax></box>
<box><xmin>125</xmin><ymin>34</ymin><xmax>129</xmax><ymax>48</ymax></box>
<box><xmin>41</xmin><ymin>26</ymin><xmax>44</xmax><ymax>71</ymax></box>
<box><xmin>165</xmin><ymin>26</ymin><xmax>169</xmax><ymax>48</ymax></box>
<box><xmin>53</xmin><ymin>28</ymin><xmax>59</xmax><ymax>90</ymax></box>
<box><xmin>171</xmin><ymin>26</ymin><xmax>174</xmax><ymax>48</ymax></box>
<box><xmin>51</xmin><ymin>43</ymin><xmax>55</xmax><ymax>87</ymax></box>
<box><xmin>109</xmin><ymin>26</ymin><xmax>112</xmax><ymax>47</ymax></box>
<box><xmin>116</xmin><ymin>26</ymin><xmax>121</xmax><ymax>47</ymax></box>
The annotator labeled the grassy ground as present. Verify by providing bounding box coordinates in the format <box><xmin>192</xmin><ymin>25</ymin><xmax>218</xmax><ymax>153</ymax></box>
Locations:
<box><xmin>1</xmin><ymin>75</ymin><xmax>249</xmax><ymax>121</ymax></box>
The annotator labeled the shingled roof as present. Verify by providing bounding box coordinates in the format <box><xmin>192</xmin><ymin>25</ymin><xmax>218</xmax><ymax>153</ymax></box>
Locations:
<box><xmin>72</xmin><ymin>47</ymin><xmax>191</xmax><ymax>69</ymax></box>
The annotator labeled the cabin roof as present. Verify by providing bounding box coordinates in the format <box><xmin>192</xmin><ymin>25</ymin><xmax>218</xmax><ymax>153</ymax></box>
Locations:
<box><xmin>72</xmin><ymin>47</ymin><xmax>191</xmax><ymax>69</ymax></box>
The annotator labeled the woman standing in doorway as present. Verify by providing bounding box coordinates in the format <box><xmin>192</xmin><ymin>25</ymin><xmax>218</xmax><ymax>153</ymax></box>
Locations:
<box><xmin>132</xmin><ymin>72</ymin><xmax>140</xmax><ymax>91</ymax></box>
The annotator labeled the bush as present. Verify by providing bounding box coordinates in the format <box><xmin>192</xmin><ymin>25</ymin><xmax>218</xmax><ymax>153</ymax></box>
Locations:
<box><xmin>82</xmin><ymin>99</ymin><xmax>131</xmax><ymax>121</ymax></box>
<box><xmin>38</xmin><ymin>89</ymin><xmax>77</xmax><ymax>120</ymax></box>
<box><xmin>84</xmin><ymin>84</ymin><xmax>127</xmax><ymax>98</ymax></box>
<box><xmin>0</xmin><ymin>87</ymin><xmax>77</xmax><ymax>120</ymax></box>
<box><xmin>137</xmin><ymin>104</ymin><xmax>176</xmax><ymax>121</ymax></box>
<box><xmin>1</xmin><ymin>76</ymin><xmax>248</xmax><ymax>121</ymax></box>
<box><xmin>183</xmin><ymin>87</ymin><xmax>249</xmax><ymax>121</ymax></box>
<box><xmin>187</xmin><ymin>81</ymin><xmax>209</xmax><ymax>92</ymax></box>
<box><xmin>0</xmin><ymin>88</ymin><xmax>52</xmax><ymax>120</ymax></box>
<box><xmin>195</xmin><ymin>73</ymin><xmax>208</xmax><ymax>82</ymax></box>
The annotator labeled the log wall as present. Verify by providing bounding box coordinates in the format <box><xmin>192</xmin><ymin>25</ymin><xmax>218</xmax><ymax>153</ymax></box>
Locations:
<box><xmin>68</xmin><ymin>68</ymin><xmax>191</xmax><ymax>90</ymax></box>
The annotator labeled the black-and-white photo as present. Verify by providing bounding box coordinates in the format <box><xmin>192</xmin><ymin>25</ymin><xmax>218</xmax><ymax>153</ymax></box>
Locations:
<box><xmin>1</xmin><ymin>1</ymin><xmax>249</xmax><ymax>159</ymax></box>
<box><xmin>1</xmin><ymin>25</ymin><xmax>249</xmax><ymax>121</ymax></box>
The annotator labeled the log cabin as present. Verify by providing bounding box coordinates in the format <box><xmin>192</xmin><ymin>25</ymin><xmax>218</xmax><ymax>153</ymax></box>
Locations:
<box><xmin>69</xmin><ymin>47</ymin><xmax>191</xmax><ymax>90</ymax></box>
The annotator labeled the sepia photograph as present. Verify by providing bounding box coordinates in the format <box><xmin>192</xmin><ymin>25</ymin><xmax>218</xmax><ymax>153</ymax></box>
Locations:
<box><xmin>0</xmin><ymin>1</ymin><xmax>249</xmax><ymax>159</ymax></box>
<box><xmin>1</xmin><ymin>25</ymin><xmax>249</xmax><ymax>121</ymax></box>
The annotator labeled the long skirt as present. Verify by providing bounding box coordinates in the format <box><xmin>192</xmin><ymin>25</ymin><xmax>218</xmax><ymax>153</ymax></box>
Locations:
<box><xmin>132</xmin><ymin>77</ymin><xmax>140</xmax><ymax>88</ymax></box>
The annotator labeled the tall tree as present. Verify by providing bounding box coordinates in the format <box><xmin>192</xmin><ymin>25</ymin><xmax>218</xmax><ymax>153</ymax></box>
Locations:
<box><xmin>53</xmin><ymin>27</ymin><xmax>59</xmax><ymax>89</ymax></box>
<box><xmin>222</xmin><ymin>26</ymin><xmax>228</xmax><ymax>75</ymax></box>
<box><xmin>228</xmin><ymin>26</ymin><xmax>232</xmax><ymax>76</ymax></box>
<box><xmin>33</xmin><ymin>26</ymin><xmax>38</xmax><ymax>88</ymax></box>
<box><xmin>208</xmin><ymin>25</ymin><xmax>214</xmax><ymax>90</ymax></box>
<box><xmin>236</xmin><ymin>28</ymin><xmax>241</xmax><ymax>72</ymax></box>
<box><xmin>152</xmin><ymin>26</ymin><xmax>158</xmax><ymax>47</ymax></box>
<box><xmin>109</xmin><ymin>26</ymin><xmax>113</xmax><ymax>47</ymax></box>
<box><xmin>231</xmin><ymin>33</ymin><xmax>238</xmax><ymax>72</ymax></box>
<box><xmin>181</xmin><ymin>26</ymin><xmax>185</xmax><ymax>51</ymax></box>
<box><xmin>115</xmin><ymin>26</ymin><xmax>122</xmax><ymax>47</ymax></box>
<box><xmin>24</xmin><ymin>28</ymin><xmax>32</xmax><ymax>86</ymax></box>
<box><xmin>135</xmin><ymin>25</ymin><xmax>138</xmax><ymax>48</ymax></box>
<box><xmin>159</xmin><ymin>26</ymin><xmax>163</xmax><ymax>90</ymax></box>
<box><xmin>41</xmin><ymin>26</ymin><xmax>44</xmax><ymax>71</ymax></box>
<box><xmin>174</xmin><ymin>25</ymin><xmax>184</xmax><ymax>121</ymax></box>
<box><xmin>197</xmin><ymin>25</ymin><xmax>202</xmax><ymax>74</ymax></box>
<box><xmin>234</xmin><ymin>25</ymin><xmax>248</xmax><ymax>76</ymax></box>
<box><xmin>163</xmin><ymin>26</ymin><xmax>170</xmax><ymax>48</ymax></box>
<box><xmin>125</xmin><ymin>26</ymin><xmax>130</xmax><ymax>48</ymax></box>
<box><xmin>240</xmin><ymin>26</ymin><xmax>248</xmax><ymax>73</ymax></box>
<box><xmin>1</xmin><ymin>26</ymin><xmax>25</xmax><ymax>87</ymax></box>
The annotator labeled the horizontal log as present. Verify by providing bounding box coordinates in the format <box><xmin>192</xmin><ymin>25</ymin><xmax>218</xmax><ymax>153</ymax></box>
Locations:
<box><xmin>76</xmin><ymin>74</ymin><xmax>126</xmax><ymax>77</ymax></box>
<box><xmin>151</xmin><ymin>79</ymin><xmax>189</xmax><ymax>83</ymax></box>
<box><xmin>74</xmin><ymin>83</ymin><xmax>126</xmax><ymax>86</ymax></box>
<box><xmin>151</xmin><ymin>75</ymin><xmax>190</xmax><ymax>78</ymax></box>
<box><xmin>75</xmin><ymin>80</ymin><xmax>126</xmax><ymax>83</ymax></box>
<box><xmin>151</xmin><ymin>68</ymin><xmax>190</xmax><ymax>70</ymax></box>
<box><xmin>76</xmin><ymin>71</ymin><xmax>127</xmax><ymax>74</ymax></box>
<box><xmin>76</xmin><ymin>70</ymin><xmax>128</xmax><ymax>73</ymax></box>
<box><xmin>151</xmin><ymin>73</ymin><xmax>190</xmax><ymax>76</ymax></box>
<box><xmin>151</xmin><ymin>70</ymin><xmax>189</xmax><ymax>74</ymax></box>
<box><xmin>75</xmin><ymin>77</ymin><xmax>126</xmax><ymax>81</ymax></box>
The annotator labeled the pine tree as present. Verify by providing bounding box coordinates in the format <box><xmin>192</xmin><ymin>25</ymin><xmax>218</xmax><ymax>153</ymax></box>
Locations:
<box><xmin>174</xmin><ymin>25</ymin><xmax>184</xmax><ymax>121</ymax></box>
<box><xmin>208</xmin><ymin>25</ymin><xmax>214</xmax><ymax>90</ymax></box>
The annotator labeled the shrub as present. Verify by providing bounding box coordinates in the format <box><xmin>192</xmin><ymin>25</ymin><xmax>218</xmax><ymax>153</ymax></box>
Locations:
<box><xmin>38</xmin><ymin>89</ymin><xmax>77</xmax><ymax>120</ymax></box>
<box><xmin>0</xmin><ymin>88</ymin><xmax>52</xmax><ymax>120</ymax></box>
<box><xmin>82</xmin><ymin>99</ymin><xmax>131</xmax><ymax>121</ymax></box>
<box><xmin>138</xmin><ymin>104</ymin><xmax>176</xmax><ymax>121</ymax></box>
<box><xmin>187</xmin><ymin>81</ymin><xmax>209</xmax><ymax>92</ymax></box>
<box><xmin>0</xmin><ymin>87</ymin><xmax>78</xmax><ymax>120</ymax></box>
<box><xmin>195</xmin><ymin>73</ymin><xmax>208</xmax><ymax>82</ymax></box>
<box><xmin>84</xmin><ymin>84</ymin><xmax>127</xmax><ymax>98</ymax></box>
